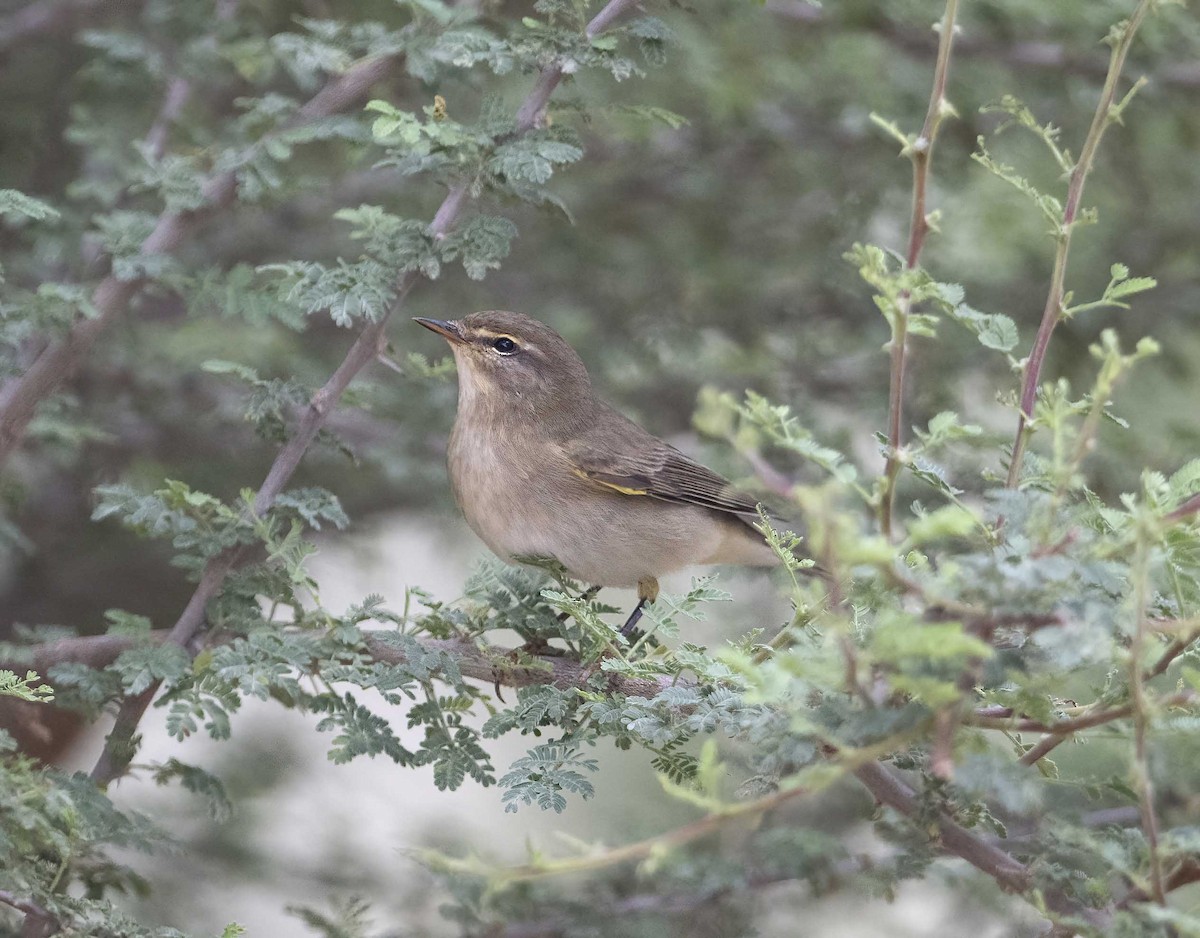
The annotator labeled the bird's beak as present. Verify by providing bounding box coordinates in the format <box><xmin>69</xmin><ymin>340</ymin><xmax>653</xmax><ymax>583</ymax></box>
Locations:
<box><xmin>413</xmin><ymin>318</ymin><xmax>464</xmax><ymax>343</ymax></box>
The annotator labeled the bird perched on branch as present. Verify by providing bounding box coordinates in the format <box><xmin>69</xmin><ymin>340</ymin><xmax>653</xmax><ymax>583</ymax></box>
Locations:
<box><xmin>416</xmin><ymin>311</ymin><xmax>780</xmax><ymax>636</ymax></box>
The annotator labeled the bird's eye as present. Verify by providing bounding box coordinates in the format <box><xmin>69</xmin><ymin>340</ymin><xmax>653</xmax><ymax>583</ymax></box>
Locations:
<box><xmin>492</xmin><ymin>337</ymin><xmax>517</xmax><ymax>354</ymax></box>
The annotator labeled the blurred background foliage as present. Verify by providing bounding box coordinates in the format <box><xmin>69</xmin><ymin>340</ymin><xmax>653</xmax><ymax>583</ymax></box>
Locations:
<box><xmin>1</xmin><ymin>0</ymin><xmax>1199</xmax><ymax>934</ymax></box>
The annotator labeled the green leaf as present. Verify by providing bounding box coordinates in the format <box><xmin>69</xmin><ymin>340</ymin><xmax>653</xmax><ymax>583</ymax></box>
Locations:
<box><xmin>440</xmin><ymin>215</ymin><xmax>518</xmax><ymax>280</ymax></box>
<box><xmin>0</xmin><ymin>669</ymin><xmax>55</xmax><ymax>702</ymax></box>
<box><xmin>152</xmin><ymin>759</ymin><xmax>233</xmax><ymax>821</ymax></box>
<box><xmin>871</xmin><ymin>619</ymin><xmax>992</xmax><ymax>665</ymax></box>
<box><xmin>0</xmin><ymin>189</ymin><xmax>60</xmax><ymax>222</ymax></box>
<box><xmin>275</xmin><ymin>488</ymin><xmax>350</xmax><ymax>531</ymax></box>
<box><xmin>946</xmin><ymin>301</ymin><xmax>1019</xmax><ymax>352</ymax></box>
<box><xmin>111</xmin><ymin>644</ymin><xmax>192</xmax><ymax>696</ymax></box>
<box><xmin>905</xmin><ymin>505</ymin><xmax>978</xmax><ymax>545</ymax></box>
<box><xmin>104</xmin><ymin>609</ymin><xmax>153</xmax><ymax>636</ymax></box>
<box><xmin>499</xmin><ymin>744</ymin><xmax>598</xmax><ymax>813</ymax></box>
<box><xmin>489</xmin><ymin>137</ymin><xmax>583</xmax><ymax>185</ymax></box>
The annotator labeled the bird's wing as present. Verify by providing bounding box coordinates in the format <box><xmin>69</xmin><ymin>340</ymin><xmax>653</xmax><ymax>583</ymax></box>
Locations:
<box><xmin>564</xmin><ymin>417</ymin><xmax>764</xmax><ymax>518</ymax></box>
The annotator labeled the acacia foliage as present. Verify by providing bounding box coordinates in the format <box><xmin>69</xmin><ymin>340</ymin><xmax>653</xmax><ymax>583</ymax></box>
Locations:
<box><xmin>1</xmin><ymin>0</ymin><xmax>1200</xmax><ymax>936</ymax></box>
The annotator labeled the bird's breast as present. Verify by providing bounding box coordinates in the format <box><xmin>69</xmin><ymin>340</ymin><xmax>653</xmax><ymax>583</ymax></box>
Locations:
<box><xmin>447</xmin><ymin>420</ymin><xmax>567</xmax><ymax>563</ymax></box>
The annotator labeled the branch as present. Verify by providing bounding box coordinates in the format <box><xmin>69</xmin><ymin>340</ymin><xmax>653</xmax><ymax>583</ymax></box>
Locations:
<box><xmin>850</xmin><ymin>760</ymin><xmax>1029</xmax><ymax>891</ymax></box>
<box><xmin>0</xmin><ymin>52</ymin><xmax>400</xmax><ymax>467</ymax></box>
<box><xmin>1129</xmin><ymin>538</ymin><xmax>1166</xmax><ymax>905</ymax></box>
<box><xmin>0</xmin><ymin>890</ymin><xmax>56</xmax><ymax>938</ymax></box>
<box><xmin>1147</xmin><ymin>626</ymin><xmax>1200</xmax><ymax>678</ymax></box>
<box><xmin>143</xmin><ymin>76</ymin><xmax>195</xmax><ymax>165</ymax></box>
<box><xmin>4</xmin><ymin>628</ymin><xmax>671</xmax><ymax>700</ymax></box>
<box><xmin>1120</xmin><ymin>855</ymin><xmax>1200</xmax><ymax>908</ymax></box>
<box><xmin>968</xmin><ymin>690</ymin><xmax>1195</xmax><ymax>736</ymax></box>
<box><xmin>879</xmin><ymin>0</ymin><xmax>959</xmax><ymax>540</ymax></box>
<box><xmin>0</xmin><ymin>0</ymin><xmax>123</xmax><ymax>55</ymax></box>
<box><xmin>853</xmin><ymin>761</ymin><xmax>1118</xmax><ymax>927</ymax></box>
<box><xmin>86</xmin><ymin>0</ymin><xmax>641</xmax><ymax>788</ymax></box>
<box><xmin>1005</xmin><ymin>1</ymin><xmax>1154</xmax><ymax>487</ymax></box>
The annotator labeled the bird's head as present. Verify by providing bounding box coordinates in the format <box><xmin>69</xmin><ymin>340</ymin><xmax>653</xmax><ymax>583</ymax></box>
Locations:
<box><xmin>415</xmin><ymin>311</ymin><xmax>592</xmax><ymax>417</ymax></box>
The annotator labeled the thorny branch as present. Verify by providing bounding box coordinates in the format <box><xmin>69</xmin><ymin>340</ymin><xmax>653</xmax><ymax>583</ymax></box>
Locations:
<box><xmin>879</xmin><ymin>0</ymin><xmax>958</xmax><ymax>541</ymax></box>
<box><xmin>0</xmin><ymin>0</ymin><xmax>128</xmax><ymax>55</ymax></box>
<box><xmin>1130</xmin><ymin>536</ymin><xmax>1166</xmax><ymax>906</ymax></box>
<box><xmin>0</xmin><ymin>890</ymin><xmax>54</xmax><ymax>936</ymax></box>
<box><xmin>1005</xmin><ymin>0</ymin><xmax>1155</xmax><ymax>487</ymax></box>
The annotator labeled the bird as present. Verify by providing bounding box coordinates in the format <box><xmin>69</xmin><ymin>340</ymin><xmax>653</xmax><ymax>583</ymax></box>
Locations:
<box><xmin>415</xmin><ymin>311</ymin><xmax>780</xmax><ymax>637</ymax></box>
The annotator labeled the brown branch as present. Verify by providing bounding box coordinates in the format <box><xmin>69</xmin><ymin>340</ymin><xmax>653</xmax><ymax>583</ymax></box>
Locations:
<box><xmin>0</xmin><ymin>0</ymin><xmax>122</xmax><ymax>55</ymax></box>
<box><xmin>143</xmin><ymin>75</ymin><xmax>195</xmax><ymax>164</ymax></box>
<box><xmin>853</xmin><ymin>760</ymin><xmax>1115</xmax><ymax>926</ymax></box>
<box><xmin>0</xmin><ymin>889</ymin><xmax>57</xmax><ymax>938</ymax></box>
<box><xmin>1147</xmin><ymin>627</ymin><xmax>1200</xmax><ymax>678</ymax></box>
<box><xmin>0</xmin><ymin>52</ymin><xmax>400</xmax><ymax>467</ymax></box>
<box><xmin>969</xmin><ymin>690</ymin><xmax>1195</xmax><ymax>737</ymax></box>
<box><xmin>976</xmin><ymin>687</ymin><xmax>1196</xmax><ymax>773</ymax></box>
<box><xmin>6</xmin><ymin>628</ymin><xmax>670</xmax><ymax>700</ymax></box>
<box><xmin>1129</xmin><ymin>540</ymin><xmax>1166</xmax><ymax>906</ymax></box>
<box><xmin>22</xmin><ymin>627</ymin><xmax>1192</xmax><ymax>747</ymax></box>
<box><xmin>6</xmin><ymin>630</ymin><xmax>167</xmax><ymax>674</ymax></box>
<box><xmin>879</xmin><ymin>0</ymin><xmax>958</xmax><ymax>540</ymax></box>
<box><xmin>85</xmin><ymin>0</ymin><xmax>642</xmax><ymax>789</ymax></box>
<box><xmin>1005</xmin><ymin>1</ymin><xmax>1154</xmax><ymax>487</ymax></box>
<box><xmin>1165</xmin><ymin>492</ymin><xmax>1200</xmax><ymax>524</ymax></box>
<box><xmin>850</xmin><ymin>760</ymin><xmax>1030</xmax><ymax>892</ymax></box>
<box><xmin>1017</xmin><ymin>733</ymin><xmax>1067</xmax><ymax>767</ymax></box>
<box><xmin>1120</xmin><ymin>856</ymin><xmax>1200</xmax><ymax>908</ymax></box>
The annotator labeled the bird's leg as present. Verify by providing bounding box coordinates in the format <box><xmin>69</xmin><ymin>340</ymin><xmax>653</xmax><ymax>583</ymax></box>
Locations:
<box><xmin>620</xmin><ymin>577</ymin><xmax>660</xmax><ymax>639</ymax></box>
<box><xmin>557</xmin><ymin>584</ymin><xmax>601</xmax><ymax>622</ymax></box>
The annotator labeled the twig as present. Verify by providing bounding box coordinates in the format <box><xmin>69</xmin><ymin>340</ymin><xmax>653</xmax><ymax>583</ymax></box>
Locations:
<box><xmin>143</xmin><ymin>75</ymin><xmax>195</xmax><ymax>163</ymax></box>
<box><xmin>1165</xmin><ymin>492</ymin><xmax>1200</xmax><ymax>524</ymax></box>
<box><xmin>1129</xmin><ymin>537</ymin><xmax>1166</xmax><ymax>906</ymax></box>
<box><xmin>1146</xmin><ymin>627</ymin><xmax>1200</xmax><ymax>678</ymax></box>
<box><xmin>850</xmin><ymin>760</ymin><xmax>1032</xmax><ymax>894</ymax></box>
<box><xmin>1017</xmin><ymin>733</ymin><xmax>1067</xmax><ymax>767</ymax></box>
<box><xmin>0</xmin><ymin>889</ymin><xmax>56</xmax><ymax>938</ymax></box>
<box><xmin>86</xmin><ymin>0</ymin><xmax>642</xmax><ymax>788</ymax></box>
<box><xmin>968</xmin><ymin>690</ymin><xmax>1195</xmax><ymax>736</ymax></box>
<box><xmin>0</xmin><ymin>53</ymin><xmax>399</xmax><ymax>467</ymax></box>
<box><xmin>1005</xmin><ymin>1</ymin><xmax>1155</xmax><ymax>487</ymax></box>
<box><xmin>1120</xmin><ymin>856</ymin><xmax>1200</xmax><ymax>908</ymax></box>
<box><xmin>930</xmin><ymin>708</ymin><xmax>957</xmax><ymax>778</ymax></box>
<box><xmin>879</xmin><ymin>0</ymin><xmax>959</xmax><ymax>540</ymax></box>
<box><xmin>0</xmin><ymin>0</ymin><xmax>120</xmax><ymax>55</ymax></box>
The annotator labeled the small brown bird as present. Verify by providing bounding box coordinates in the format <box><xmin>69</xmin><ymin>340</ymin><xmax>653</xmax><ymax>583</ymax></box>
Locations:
<box><xmin>416</xmin><ymin>311</ymin><xmax>778</xmax><ymax>634</ymax></box>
